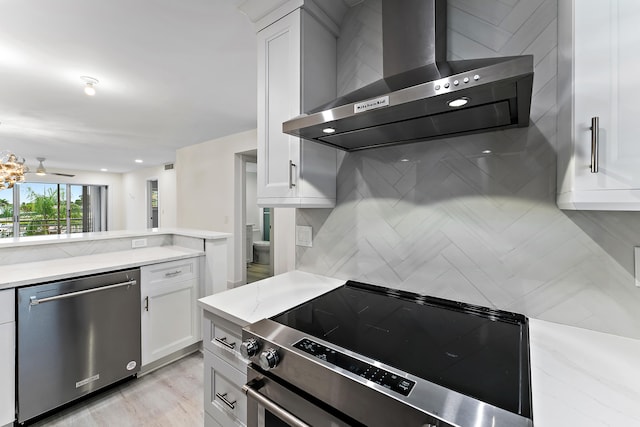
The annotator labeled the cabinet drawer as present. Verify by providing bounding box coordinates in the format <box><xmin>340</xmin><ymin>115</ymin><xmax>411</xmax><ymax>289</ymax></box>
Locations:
<box><xmin>0</xmin><ymin>289</ymin><xmax>14</xmax><ymax>324</ymax></box>
<box><xmin>142</xmin><ymin>258</ymin><xmax>198</xmax><ymax>285</ymax></box>
<box><xmin>204</xmin><ymin>411</ymin><xmax>224</xmax><ymax>427</ymax></box>
<box><xmin>203</xmin><ymin>311</ymin><xmax>247</xmax><ymax>371</ymax></box>
<box><xmin>204</xmin><ymin>351</ymin><xmax>246</xmax><ymax>426</ymax></box>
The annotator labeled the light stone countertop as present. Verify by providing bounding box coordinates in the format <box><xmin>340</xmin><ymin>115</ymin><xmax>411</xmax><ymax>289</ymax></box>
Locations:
<box><xmin>199</xmin><ymin>271</ymin><xmax>640</xmax><ymax>426</ymax></box>
<box><xmin>529</xmin><ymin>318</ymin><xmax>640</xmax><ymax>426</ymax></box>
<box><xmin>0</xmin><ymin>227</ymin><xmax>230</xmax><ymax>249</ymax></box>
<box><xmin>197</xmin><ymin>270</ymin><xmax>345</xmax><ymax>326</ymax></box>
<box><xmin>0</xmin><ymin>245</ymin><xmax>203</xmax><ymax>290</ymax></box>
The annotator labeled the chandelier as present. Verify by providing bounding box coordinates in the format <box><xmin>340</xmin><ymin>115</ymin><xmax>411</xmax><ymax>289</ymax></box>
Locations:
<box><xmin>0</xmin><ymin>151</ymin><xmax>27</xmax><ymax>190</ymax></box>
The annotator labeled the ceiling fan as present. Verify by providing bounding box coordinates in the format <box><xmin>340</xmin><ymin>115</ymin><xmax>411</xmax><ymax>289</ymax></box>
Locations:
<box><xmin>26</xmin><ymin>157</ymin><xmax>76</xmax><ymax>178</ymax></box>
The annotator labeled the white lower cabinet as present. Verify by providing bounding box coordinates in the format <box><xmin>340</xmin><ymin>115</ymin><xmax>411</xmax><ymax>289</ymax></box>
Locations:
<box><xmin>203</xmin><ymin>310</ymin><xmax>248</xmax><ymax>427</ymax></box>
<box><xmin>0</xmin><ymin>289</ymin><xmax>15</xmax><ymax>426</ymax></box>
<box><xmin>141</xmin><ymin>257</ymin><xmax>202</xmax><ymax>367</ymax></box>
<box><xmin>205</xmin><ymin>411</ymin><xmax>224</xmax><ymax>427</ymax></box>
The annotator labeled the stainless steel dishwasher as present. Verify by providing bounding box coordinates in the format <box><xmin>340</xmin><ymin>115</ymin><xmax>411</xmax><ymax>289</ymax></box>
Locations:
<box><xmin>17</xmin><ymin>268</ymin><xmax>141</xmax><ymax>424</ymax></box>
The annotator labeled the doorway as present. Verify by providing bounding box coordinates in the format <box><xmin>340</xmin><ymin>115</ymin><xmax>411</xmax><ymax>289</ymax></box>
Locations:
<box><xmin>147</xmin><ymin>179</ymin><xmax>158</xmax><ymax>228</ymax></box>
<box><xmin>245</xmin><ymin>161</ymin><xmax>272</xmax><ymax>283</ymax></box>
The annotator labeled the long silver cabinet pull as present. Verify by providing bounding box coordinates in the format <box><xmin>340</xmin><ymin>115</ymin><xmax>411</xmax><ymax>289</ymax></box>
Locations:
<box><xmin>29</xmin><ymin>280</ymin><xmax>137</xmax><ymax>306</ymax></box>
<box><xmin>243</xmin><ymin>384</ymin><xmax>311</xmax><ymax>427</ymax></box>
<box><xmin>289</xmin><ymin>160</ymin><xmax>296</xmax><ymax>189</ymax></box>
<box><xmin>215</xmin><ymin>392</ymin><xmax>237</xmax><ymax>410</ymax></box>
<box><xmin>214</xmin><ymin>336</ymin><xmax>236</xmax><ymax>349</ymax></box>
<box><xmin>164</xmin><ymin>270</ymin><xmax>182</xmax><ymax>277</ymax></box>
<box><xmin>591</xmin><ymin>116</ymin><xmax>599</xmax><ymax>173</ymax></box>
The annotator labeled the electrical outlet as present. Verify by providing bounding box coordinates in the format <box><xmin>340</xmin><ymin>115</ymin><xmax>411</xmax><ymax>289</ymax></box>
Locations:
<box><xmin>132</xmin><ymin>238</ymin><xmax>147</xmax><ymax>249</ymax></box>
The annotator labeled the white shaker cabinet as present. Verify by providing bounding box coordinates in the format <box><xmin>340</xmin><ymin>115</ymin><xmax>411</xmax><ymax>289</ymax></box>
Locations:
<box><xmin>0</xmin><ymin>289</ymin><xmax>15</xmax><ymax>427</ymax></box>
<box><xmin>140</xmin><ymin>257</ymin><xmax>202</xmax><ymax>368</ymax></box>
<box><xmin>558</xmin><ymin>0</ymin><xmax>640</xmax><ymax>209</ymax></box>
<box><xmin>257</xmin><ymin>8</ymin><xmax>337</xmax><ymax>208</ymax></box>
<box><xmin>202</xmin><ymin>311</ymin><xmax>248</xmax><ymax>427</ymax></box>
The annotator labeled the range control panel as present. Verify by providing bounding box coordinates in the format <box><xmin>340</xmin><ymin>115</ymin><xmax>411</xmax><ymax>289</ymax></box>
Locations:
<box><xmin>293</xmin><ymin>338</ymin><xmax>415</xmax><ymax>396</ymax></box>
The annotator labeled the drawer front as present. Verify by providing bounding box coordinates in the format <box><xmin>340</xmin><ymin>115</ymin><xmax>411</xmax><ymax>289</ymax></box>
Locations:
<box><xmin>204</xmin><ymin>351</ymin><xmax>247</xmax><ymax>426</ymax></box>
<box><xmin>203</xmin><ymin>311</ymin><xmax>247</xmax><ymax>371</ymax></box>
<box><xmin>204</xmin><ymin>411</ymin><xmax>224</xmax><ymax>427</ymax></box>
<box><xmin>206</xmin><ymin>404</ymin><xmax>244</xmax><ymax>427</ymax></box>
<box><xmin>142</xmin><ymin>258</ymin><xmax>198</xmax><ymax>285</ymax></box>
<box><xmin>0</xmin><ymin>289</ymin><xmax>14</xmax><ymax>324</ymax></box>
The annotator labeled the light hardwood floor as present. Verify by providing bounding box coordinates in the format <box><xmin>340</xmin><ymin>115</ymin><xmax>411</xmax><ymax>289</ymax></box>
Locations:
<box><xmin>30</xmin><ymin>352</ymin><xmax>203</xmax><ymax>426</ymax></box>
<box><xmin>246</xmin><ymin>262</ymin><xmax>271</xmax><ymax>284</ymax></box>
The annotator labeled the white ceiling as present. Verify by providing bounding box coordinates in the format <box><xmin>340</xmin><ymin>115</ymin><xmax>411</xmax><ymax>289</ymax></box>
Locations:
<box><xmin>0</xmin><ymin>0</ymin><xmax>257</xmax><ymax>173</ymax></box>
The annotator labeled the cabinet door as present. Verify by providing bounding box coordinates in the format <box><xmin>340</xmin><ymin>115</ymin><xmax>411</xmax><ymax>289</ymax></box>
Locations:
<box><xmin>256</xmin><ymin>9</ymin><xmax>337</xmax><ymax>208</ymax></box>
<box><xmin>257</xmin><ymin>9</ymin><xmax>301</xmax><ymax>201</ymax></box>
<box><xmin>141</xmin><ymin>277</ymin><xmax>200</xmax><ymax>366</ymax></box>
<box><xmin>0</xmin><ymin>322</ymin><xmax>15</xmax><ymax>426</ymax></box>
<box><xmin>0</xmin><ymin>289</ymin><xmax>14</xmax><ymax>426</ymax></box>
<box><xmin>559</xmin><ymin>0</ymin><xmax>640</xmax><ymax>208</ymax></box>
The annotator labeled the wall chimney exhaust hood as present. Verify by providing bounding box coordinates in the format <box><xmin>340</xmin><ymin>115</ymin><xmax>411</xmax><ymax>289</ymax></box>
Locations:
<box><xmin>282</xmin><ymin>0</ymin><xmax>534</xmax><ymax>152</ymax></box>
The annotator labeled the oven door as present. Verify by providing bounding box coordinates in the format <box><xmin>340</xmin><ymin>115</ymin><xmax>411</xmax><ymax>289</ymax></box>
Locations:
<box><xmin>243</xmin><ymin>365</ymin><xmax>359</xmax><ymax>427</ymax></box>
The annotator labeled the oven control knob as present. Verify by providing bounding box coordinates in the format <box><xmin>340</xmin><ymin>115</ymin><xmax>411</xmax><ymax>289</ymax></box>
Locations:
<box><xmin>240</xmin><ymin>338</ymin><xmax>260</xmax><ymax>358</ymax></box>
<box><xmin>259</xmin><ymin>348</ymin><xmax>280</xmax><ymax>370</ymax></box>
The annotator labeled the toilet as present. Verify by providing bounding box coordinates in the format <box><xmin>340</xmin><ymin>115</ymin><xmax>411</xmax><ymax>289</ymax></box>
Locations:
<box><xmin>253</xmin><ymin>241</ymin><xmax>270</xmax><ymax>265</ymax></box>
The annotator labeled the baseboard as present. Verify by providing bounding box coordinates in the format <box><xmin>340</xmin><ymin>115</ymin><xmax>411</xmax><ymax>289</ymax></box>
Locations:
<box><xmin>138</xmin><ymin>342</ymin><xmax>201</xmax><ymax>376</ymax></box>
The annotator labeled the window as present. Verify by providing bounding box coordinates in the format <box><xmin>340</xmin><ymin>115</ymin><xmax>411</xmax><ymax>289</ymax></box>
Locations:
<box><xmin>0</xmin><ymin>187</ymin><xmax>13</xmax><ymax>238</ymax></box>
<box><xmin>0</xmin><ymin>182</ymin><xmax>107</xmax><ymax>238</ymax></box>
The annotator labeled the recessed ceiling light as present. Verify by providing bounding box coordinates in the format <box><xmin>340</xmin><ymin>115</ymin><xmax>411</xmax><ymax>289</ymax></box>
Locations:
<box><xmin>447</xmin><ymin>97</ymin><xmax>469</xmax><ymax>108</ymax></box>
<box><xmin>482</xmin><ymin>149</ymin><xmax>492</xmax><ymax>154</ymax></box>
<box><xmin>400</xmin><ymin>158</ymin><xmax>410</xmax><ymax>162</ymax></box>
<box><xmin>100</xmin><ymin>168</ymin><xmax>108</xmax><ymax>172</ymax></box>
<box><xmin>135</xmin><ymin>159</ymin><xmax>143</xmax><ymax>163</ymax></box>
<box><xmin>322</xmin><ymin>127</ymin><xmax>336</xmax><ymax>134</ymax></box>
<box><xmin>80</xmin><ymin>76</ymin><xmax>99</xmax><ymax>96</ymax></box>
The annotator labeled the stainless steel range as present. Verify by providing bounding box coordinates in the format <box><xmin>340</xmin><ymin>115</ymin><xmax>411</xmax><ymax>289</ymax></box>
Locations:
<box><xmin>240</xmin><ymin>281</ymin><xmax>532</xmax><ymax>427</ymax></box>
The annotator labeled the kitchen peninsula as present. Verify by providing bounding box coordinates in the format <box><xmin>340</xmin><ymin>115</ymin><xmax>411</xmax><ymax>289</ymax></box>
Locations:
<box><xmin>0</xmin><ymin>228</ymin><xmax>230</xmax><ymax>292</ymax></box>
<box><xmin>0</xmin><ymin>228</ymin><xmax>230</xmax><ymax>426</ymax></box>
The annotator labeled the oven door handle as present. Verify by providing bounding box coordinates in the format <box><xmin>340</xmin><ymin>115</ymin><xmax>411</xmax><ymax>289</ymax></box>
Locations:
<box><xmin>242</xmin><ymin>383</ymin><xmax>311</xmax><ymax>427</ymax></box>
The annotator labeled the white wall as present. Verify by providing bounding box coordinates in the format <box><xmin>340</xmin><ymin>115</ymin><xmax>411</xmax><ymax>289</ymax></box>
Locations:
<box><xmin>246</xmin><ymin>163</ymin><xmax>259</xmax><ymax>231</ymax></box>
<box><xmin>121</xmin><ymin>164</ymin><xmax>177</xmax><ymax>230</ymax></box>
<box><xmin>23</xmin><ymin>168</ymin><xmax>126</xmax><ymax>231</ymax></box>
<box><xmin>176</xmin><ymin>129</ymin><xmax>258</xmax><ymax>285</ymax></box>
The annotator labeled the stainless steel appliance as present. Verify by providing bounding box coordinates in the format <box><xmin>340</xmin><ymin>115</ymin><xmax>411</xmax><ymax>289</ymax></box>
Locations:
<box><xmin>282</xmin><ymin>0</ymin><xmax>534</xmax><ymax>151</ymax></box>
<box><xmin>17</xmin><ymin>268</ymin><xmax>141</xmax><ymax>424</ymax></box>
<box><xmin>241</xmin><ymin>281</ymin><xmax>533</xmax><ymax>427</ymax></box>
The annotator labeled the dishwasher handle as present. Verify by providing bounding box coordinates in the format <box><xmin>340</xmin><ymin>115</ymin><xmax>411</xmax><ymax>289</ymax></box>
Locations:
<box><xmin>29</xmin><ymin>279</ymin><xmax>137</xmax><ymax>306</ymax></box>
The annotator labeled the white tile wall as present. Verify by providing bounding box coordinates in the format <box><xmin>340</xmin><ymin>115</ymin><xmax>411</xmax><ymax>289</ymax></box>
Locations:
<box><xmin>0</xmin><ymin>235</ymin><xmax>172</xmax><ymax>265</ymax></box>
<box><xmin>297</xmin><ymin>0</ymin><xmax>640</xmax><ymax>339</ymax></box>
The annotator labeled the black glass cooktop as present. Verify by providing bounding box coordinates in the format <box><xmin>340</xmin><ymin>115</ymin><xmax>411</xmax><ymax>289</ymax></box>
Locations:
<box><xmin>271</xmin><ymin>281</ymin><xmax>532</xmax><ymax>418</ymax></box>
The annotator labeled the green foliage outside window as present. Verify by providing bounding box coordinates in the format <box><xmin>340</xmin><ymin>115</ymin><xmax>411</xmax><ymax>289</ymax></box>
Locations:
<box><xmin>20</xmin><ymin>187</ymin><xmax>82</xmax><ymax>236</ymax></box>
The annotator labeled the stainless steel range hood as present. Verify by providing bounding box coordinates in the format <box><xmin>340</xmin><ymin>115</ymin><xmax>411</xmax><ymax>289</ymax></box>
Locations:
<box><xmin>282</xmin><ymin>0</ymin><xmax>534</xmax><ymax>151</ymax></box>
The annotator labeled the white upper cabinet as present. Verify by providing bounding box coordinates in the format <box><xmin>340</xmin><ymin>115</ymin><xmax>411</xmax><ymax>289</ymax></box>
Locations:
<box><xmin>558</xmin><ymin>0</ymin><xmax>640</xmax><ymax>209</ymax></box>
<box><xmin>256</xmin><ymin>7</ymin><xmax>337</xmax><ymax>208</ymax></box>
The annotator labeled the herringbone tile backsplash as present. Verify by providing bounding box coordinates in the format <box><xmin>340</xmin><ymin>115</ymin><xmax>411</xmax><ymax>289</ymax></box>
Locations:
<box><xmin>297</xmin><ymin>0</ymin><xmax>640</xmax><ymax>339</ymax></box>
